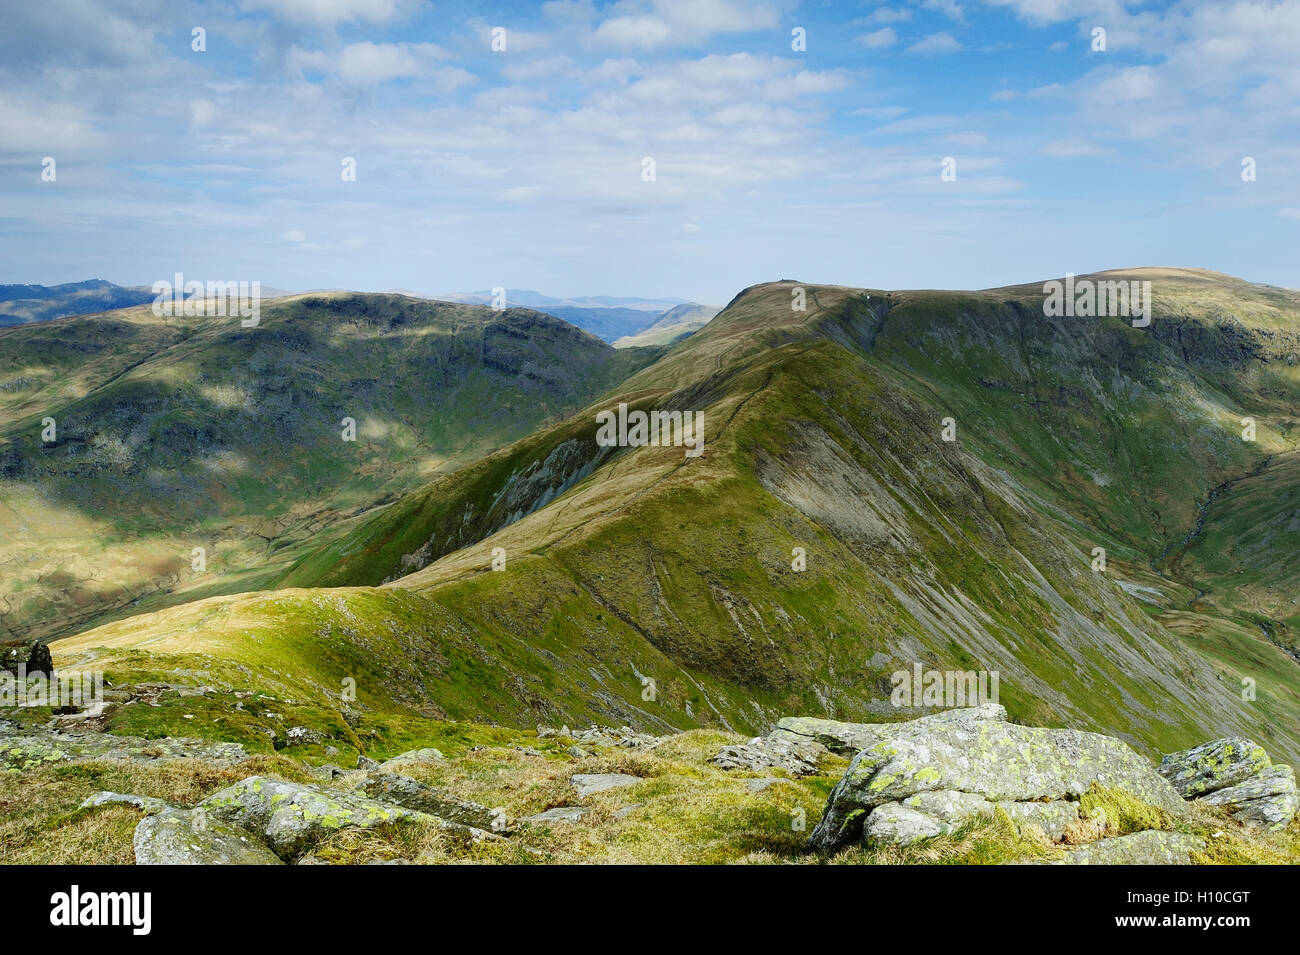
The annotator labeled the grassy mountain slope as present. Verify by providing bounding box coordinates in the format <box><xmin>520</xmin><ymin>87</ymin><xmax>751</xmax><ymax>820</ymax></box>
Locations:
<box><xmin>612</xmin><ymin>303</ymin><xmax>721</xmax><ymax>348</ymax></box>
<box><xmin>50</xmin><ymin>270</ymin><xmax>1300</xmax><ymax>768</ymax></box>
<box><xmin>0</xmin><ymin>294</ymin><xmax>660</xmax><ymax>642</ymax></box>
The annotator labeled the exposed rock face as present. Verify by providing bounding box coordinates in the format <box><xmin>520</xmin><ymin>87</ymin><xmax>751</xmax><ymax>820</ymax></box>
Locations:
<box><xmin>709</xmin><ymin>734</ymin><xmax>825</xmax><ymax>775</ymax></box>
<box><xmin>359</xmin><ymin>773</ymin><xmax>504</xmax><ymax>831</ymax></box>
<box><xmin>1160</xmin><ymin>739</ymin><xmax>1297</xmax><ymax>831</ymax></box>
<box><xmin>571</xmin><ymin>773</ymin><xmax>641</xmax><ymax>797</ymax></box>
<box><xmin>134</xmin><ymin>809</ymin><xmax>284</xmax><ymax>865</ymax></box>
<box><xmin>1046</xmin><ymin>830</ymin><xmax>1204</xmax><ymax>865</ymax></box>
<box><xmin>198</xmin><ymin>776</ymin><xmax>438</xmax><ymax>858</ymax></box>
<box><xmin>1158</xmin><ymin>738</ymin><xmax>1270</xmax><ymax>797</ymax></box>
<box><xmin>774</xmin><ymin>704</ymin><xmax>1007</xmax><ymax>757</ymax></box>
<box><xmin>0</xmin><ymin>727</ymin><xmax>248</xmax><ymax>770</ymax></box>
<box><xmin>809</xmin><ymin>709</ymin><xmax>1184</xmax><ymax>851</ymax></box>
<box><xmin>0</xmin><ymin>640</ymin><xmax>52</xmax><ymax>675</ymax></box>
<box><xmin>863</xmin><ymin>790</ymin><xmax>1079</xmax><ymax>847</ymax></box>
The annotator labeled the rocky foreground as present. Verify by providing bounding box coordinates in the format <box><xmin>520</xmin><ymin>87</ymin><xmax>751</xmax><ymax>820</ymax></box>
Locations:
<box><xmin>2</xmin><ymin>701</ymin><xmax>1297</xmax><ymax>865</ymax></box>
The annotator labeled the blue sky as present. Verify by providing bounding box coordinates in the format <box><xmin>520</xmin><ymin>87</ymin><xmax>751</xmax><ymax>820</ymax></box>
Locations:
<box><xmin>2</xmin><ymin>0</ymin><xmax>1297</xmax><ymax>304</ymax></box>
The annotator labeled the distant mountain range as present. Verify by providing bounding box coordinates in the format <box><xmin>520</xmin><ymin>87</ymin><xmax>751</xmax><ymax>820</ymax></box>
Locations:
<box><xmin>435</xmin><ymin>289</ymin><xmax>718</xmax><ymax>344</ymax></box>
<box><xmin>1</xmin><ymin>282</ymin><xmax>720</xmax><ymax>347</ymax></box>
<box><xmin>0</xmin><ymin>280</ymin><xmax>157</xmax><ymax>327</ymax></box>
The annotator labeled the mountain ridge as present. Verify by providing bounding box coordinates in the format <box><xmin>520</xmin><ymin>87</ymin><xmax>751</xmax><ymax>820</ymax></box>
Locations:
<box><xmin>41</xmin><ymin>267</ymin><xmax>1300</xmax><ymax>772</ymax></box>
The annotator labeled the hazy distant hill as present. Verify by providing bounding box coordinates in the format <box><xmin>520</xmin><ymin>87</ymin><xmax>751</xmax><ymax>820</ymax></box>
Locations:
<box><xmin>436</xmin><ymin>289</ymin><xmax>711</xmax><ymax>343</ymax></box>
<box><xmin>0</xmin><ymin>280</ymin><xmax>156</xmax><ymax>326</ymax></box>
<box><xmin>613</xmin><ymin>302</ymin><xmax>721</xmax><ymax>347</ymax></box>
<box><xmin>0</xmin><ymin>280</ymin><xmax>297</xmax><ymax>327</ymax></box>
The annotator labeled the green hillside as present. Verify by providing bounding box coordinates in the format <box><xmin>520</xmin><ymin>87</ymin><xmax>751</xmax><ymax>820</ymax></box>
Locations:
<box><xmin>0</xmin><ymin>293</ymin><xmax>660</xmax><ymax>643</ymax></box>
<box><xmin>50</xmin><ymin>269</ymin><xmax>1300</xmax><ymax>770</ymax></box>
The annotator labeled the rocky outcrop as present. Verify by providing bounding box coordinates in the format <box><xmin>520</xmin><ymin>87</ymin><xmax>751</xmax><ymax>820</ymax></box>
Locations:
<box><xmin>864</xmin><ymin>790</ymin><xmax>1079</xmax><ymax>847</ymax></box>
<box><xmin>808</xmin><ymin>707</ymin><xmax>1185</xmax><ymax>852</ymax></box>
<box><xmin>1158</xmin><ymin>738</ymin><xmax>1270</xmax><ymax>797</ymax></box>
<box><xmin>1161</xmin><ymin>739</ymin><xmax>1298</xmax><ymax>831</ymax></box>
<box><xmin>0</xmin><ymin>724</ymin><xmax>248</xmax><ymax>770</ymax></box>
<box><xmin>196</xmin><ymin>776</ymin><xmax>470</xmax><ymax>858</ymax></box>
<box><xmin>135</xmin><ymin>808</ymin><xmax>284</xmax><ymax>865</ymax></box>
<box><xmin>1046</xmin><ymin>830</ymin><xmax>1204</xmax><ymax>865</ymax></box>
<box><xmin>774</xmin><ymin>704</ymin><xmax>1007</xmax><ymax>757</ymax></box>
<box><xmin>359</xmin><ymin>773</ymin><xmax>504</xmax><ymax>831</ymax></box>
<box><xmin>709</xmin><ymin>734</ymin><xmax>825</xmax><ymax>775</ymax></box>
<box><xmin>0</xmin><ymin>640</ymin><xmax>52</xmax><ymax>675</ymax></box>
<box><xmin>1198</xmin><ymin>766</ymin><xmax>1297</xmax><ymax>830</ymax></box>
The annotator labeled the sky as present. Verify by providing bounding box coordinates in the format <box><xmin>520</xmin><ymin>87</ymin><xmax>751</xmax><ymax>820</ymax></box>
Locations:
<box><xmin>1</xmin><ymin>0</ymin><xmax>1297</xmax><ymax>304</ymax></box>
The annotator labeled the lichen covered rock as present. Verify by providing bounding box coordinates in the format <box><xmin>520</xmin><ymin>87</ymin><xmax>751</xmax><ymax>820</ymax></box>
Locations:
<box><xmin>198</xmin><ymin>776</ymin><xmax>434</xmax><ymax>857</ymax></box>
<box><xmin>863</xmin><ymin>789</ymin><xmax>1079</xmax><ymax>847</ymax></box>
<box><xmin>134</xmin><ymin>808</ymin><xmax>284</xmax><ymax>865</ymax></box>
<box><xmin>1046</xmin><ymin>830</ymin><xmax>1203</xmax><ymax>865</ymax></box>
<box><xmin>775</xmin><ymin>704</ymin><xmax>1007</xmax><ymax>757</ymax></box>
<box><xmin>1158</xmin><ymin>738</ymin><xmax>1270</xmax><ymax>798</ymax></box>
<box><xmin>810</xmin><ymin>715</ymin><xmax>1184</xmax><ymax>851</ymax></box>
<box><xmin>709</xmin><ymin>734</ymin><xmax>825</xmax><ymax>775</ymax></box>
<box><xmin>1197</xmin><ymin>765</ymin><xmax>1297</xmax><ymax>831</ymax></box>
<box><xmin>359</xmin><ymin>772</ymin><xmax>505</xmax><ymax>831</ymax></box>
<box><xmin>1159</xmin><ymin>738</ymin><xmax>1296</xmax><ymax>830</ymax></box>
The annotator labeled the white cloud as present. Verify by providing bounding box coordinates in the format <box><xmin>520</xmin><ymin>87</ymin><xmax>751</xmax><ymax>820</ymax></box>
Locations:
<box><xmin>907</xmin><ymin>32</ymin><xmax>964</xmax><ymax>54</ymax></box>
<box><xmin>590</xmin><ymin>0</ymin><xmax>780</xmax><ymax>49</ymax></box>
<box><xmin>866</xmin><ymin>6</ymin><xmax>913</xmax><ymax>24</ymax></box>
<box><xmin>1041</xmin><ymin>138</ymin><xmax>1108</xmax><ymax>157</ymax></box>
<box><xmin>289</xmin><ymin>42</ymin><xmax>472</xmax><ymax>90</ymax></box>
<box><xmin>858</xmin><ymin>28</ymin><xmax>898</xmax><ymax>48</ymax></box>
<box><xmin>242</xmin><ymin>0</ymin><xmax>419</xmax><ymax>27</ymax></box>
<box><xmin>593</xmin><ymin>15</ymin><xmax>673</xmax><ymax>48</ymax></box>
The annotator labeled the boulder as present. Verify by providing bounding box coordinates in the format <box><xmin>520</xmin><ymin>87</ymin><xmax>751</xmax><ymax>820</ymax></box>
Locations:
<box><xmin>80</xmin><ymin>791</ymin><xmax>172</xmax><ymax>815</ymax></box>
<box><xmin>810</xmin><ymin>717</ymin><xmax>1184</xmax><ymax>851</ymax></box>
<box><xmin>134</xmin><ymin>808</ymin><xmax>283</xmax><ymax>865</ymax></box>
<box><xmin>379</xmin><ymin>747</ymin><xmax>445</xmax><ymax>769</ymax></box>
<box><xmin>1046</xmin><ymin>830</ymin><xmax>1203</xmax><ymax>865</ymax></box>
<box><xmin>1159</xmin><ymin>738</ymin><xmax>1297</xmax><ymax>830</ymax></box>
<box><xmin>198</xmin><ymin>776</ymin><xmax>442</xmax><ymax>858</ymax></box>
<box><xmin>863</xmin><ymin>790</ymin><xmax>1079</xmax><ymax>847</ymax></box>
<box><xmin>1158</xmin><ymin>738</ymin><xmax>1270</xmax><ymax>797</ymax></box>
<box><xmin>775</xmin><ymin>704</ymin><xmax>1007</xmax><ymax>757</ymax></box>
<box><xmin>0</xmin><ymin>640</ymin><xmax>52</xmax><ymax>676</ymax></box>
<box><xmin>521</xmin><ymin>806</ymin><xmax>588</xmax><ymax>824</ymax></box>
<box><xmin>571</xmin><ymin>773</ymin><xmax>642</xmax><ymax>797</ymax></box>
<box><xmin>284</xmin><ymin>726</ymin><xmax>324</xmax><ymax>747</ymax></box>
<box><xmin>359</xmin><ymin>772</ymin><xmax>506</xmax><ymax>831</ymax></box>
<box><xmin>709</xmin><ymin>734</ymin><xmax>825</xmax><ymax>776</ymax></box>
<box><xmin>1197</xmin><ymin>765</ymin><xmax>1297</xmax><ymax>831</ymax></box>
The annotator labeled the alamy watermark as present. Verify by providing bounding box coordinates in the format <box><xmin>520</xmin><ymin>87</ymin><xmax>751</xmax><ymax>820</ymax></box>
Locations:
<box><xmin>595</xmin><ymin>402</ymin><xmax>705</xmax><ymax>458</ymax></box>
<box><xmin>890</xmin><ymin>663</ymin><xmax>999</xmax><ymax>708</ymax></box>
<box><xmin>152</xmin><ymin>273</ymin><xmax>261</xmax><ymax>327</ymax></box>
<box><xmin>1043</xmin><ymin>273</ymin><xmax>1151</xmax><ymax>327</ymax></box>
<box><xmin>1</xmin><ymin>666</ymin><xmax>104</xmax><ymax>711</ymax></box>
